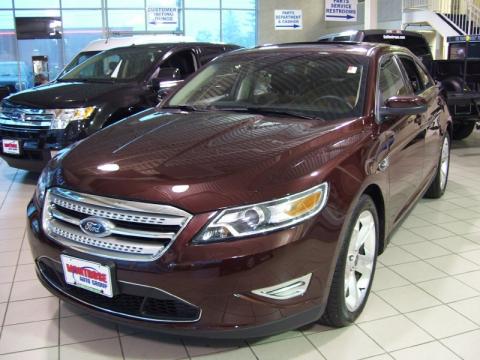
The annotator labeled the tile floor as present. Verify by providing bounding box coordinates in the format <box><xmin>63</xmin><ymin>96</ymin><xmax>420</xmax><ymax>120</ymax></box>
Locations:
<box><xmin>1</xmin><ymin>132</ymin><xmax>480</xmax><ymax>360</ymax></box>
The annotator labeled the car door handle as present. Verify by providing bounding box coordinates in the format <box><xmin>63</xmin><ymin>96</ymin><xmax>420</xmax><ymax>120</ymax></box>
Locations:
<box><xmin>414</xmin><ymin>115</ymin><xmax>422</xmax><ymax>125</ymax></box>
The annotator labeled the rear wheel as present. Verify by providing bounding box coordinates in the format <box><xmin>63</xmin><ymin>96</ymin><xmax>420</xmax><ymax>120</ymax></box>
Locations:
<box><xmin>425</xmin><ymin>133</ymin><xmax>450</xmax><ymax>199</ymax></box>
<box><xmin>452</xmin><ymin>122</ymin><xmax>475</xmax><ymax>140</ymax></box>
<box><xmin>321</xmin><ymin>195</ymin><xmax>378</xmax><ymax>327</ymax></box>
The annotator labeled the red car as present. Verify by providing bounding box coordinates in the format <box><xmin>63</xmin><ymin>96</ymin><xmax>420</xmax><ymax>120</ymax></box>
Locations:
<box><xmin>27</xmin><ymin>42</ymin><xmax>451</xmax><ymax>338</ymax></box>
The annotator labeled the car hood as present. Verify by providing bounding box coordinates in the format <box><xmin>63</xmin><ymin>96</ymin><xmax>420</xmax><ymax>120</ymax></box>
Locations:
<box><xmin>4</xmin><ymin>81</ymin><xmax>136</xmax><ymax>108</ymax></box>
<box><xmin>56</xmin><ymin>110</ymin><xmax>369</xmax><ymax>214</ymax></box>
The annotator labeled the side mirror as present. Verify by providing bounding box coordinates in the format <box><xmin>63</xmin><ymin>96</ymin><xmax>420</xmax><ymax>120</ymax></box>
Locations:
<box><xmin>379</xmin><ymin>95</ymin><xmax>428</xmax><ymax>118</ymax></box>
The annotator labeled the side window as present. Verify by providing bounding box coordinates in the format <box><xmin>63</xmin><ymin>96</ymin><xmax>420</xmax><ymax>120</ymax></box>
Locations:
<box><xmin>378</xmin><ymin>56</ymin><xmax>410</xmax><ymax>106</ymax></box>
<box><xmin>161</xmin><ymin>50</ymin><xmax>197</xmax><ymax>79</ymax></box>
<box><xmin>415</xmin><ymin>61</ymin><xmax>434</xmax><ymax>89</ymax></box>
<box><xmin>199</xmin><ymin>46</ymin><xmax>224</xmax><ymax>65</ymax></box>
<box><xmin>398</xmin><ymin>56</ymin><xmax>424</xmax><ymax>94</ymax></box>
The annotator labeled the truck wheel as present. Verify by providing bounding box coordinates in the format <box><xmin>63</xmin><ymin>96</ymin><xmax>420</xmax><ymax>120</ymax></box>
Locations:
<box><xmin>425</xmin><ymin>133</ymin><xmax>450</xmax><ymax>199</ymax></box>
<box><xmin>452</xmin><ymin>122</ymin><xmax>475</xmax><ymax>140</ymax></box>
<box><xmin>321</xmin><ymin>195</ymin><xmax>378</xmax><ymax>327</ymax></box>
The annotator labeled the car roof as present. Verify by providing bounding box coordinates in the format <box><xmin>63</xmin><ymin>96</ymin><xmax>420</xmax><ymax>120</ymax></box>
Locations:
<box><xmin>242</xmin><ymin>41</ymin><xmax>390</xmax><ymax>57</ymax></box>
<box><xmin>81</xmin><ymin>35</ymin><xmax>197</xmax><ymax>52</ymax></box>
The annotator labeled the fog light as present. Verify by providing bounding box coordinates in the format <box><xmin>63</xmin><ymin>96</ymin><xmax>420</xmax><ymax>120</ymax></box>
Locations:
<box><xmin>252</xmin><ymin>273</ymin><xmax>312</xmax><ymax>300</ymax></box>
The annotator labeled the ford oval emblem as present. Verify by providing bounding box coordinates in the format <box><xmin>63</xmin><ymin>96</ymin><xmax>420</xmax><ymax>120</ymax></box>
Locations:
<box><xmin>79</xmin><ymin>217</ymin><xmax>114</xmax><ymax>238</ymax></box>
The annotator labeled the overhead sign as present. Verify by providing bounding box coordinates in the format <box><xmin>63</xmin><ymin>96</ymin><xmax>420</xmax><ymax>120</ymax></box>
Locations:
<box><xmin>274</xmin><ymin>10</ymin><xmax>303</xmax><ymax>30</ymax></box>
<box><xmin>147</xmin><ymin>7</ymin><xmax>178</xmax><ymax>27</ymax></box>
<box><xmin>325</xmin><ymin>0</ymin><xmax>357</xmax><ymax>22</ymax></box>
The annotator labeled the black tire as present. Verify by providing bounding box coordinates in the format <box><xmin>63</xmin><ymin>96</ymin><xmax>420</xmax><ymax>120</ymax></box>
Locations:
<box><xmin>425</xmin><ymin>132</ymin><xmax>450</xmax><ymax>199</ymax></box>
<box><xmin>452</xmin><ymin>122</ymin><xmax>475</xmax><ymax>140</ymax></box>
<box><xmin>321</xmin><ymin>195</ymin><xmax>379</xmax><ymax>327</ymax></box>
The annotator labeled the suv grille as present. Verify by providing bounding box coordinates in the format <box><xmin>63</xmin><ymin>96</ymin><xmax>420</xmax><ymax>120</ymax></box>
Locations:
<box><xmin>43</xmin><ymin>187</ymin><xmax>192</xmax><ymax>261</ymax></box>
<box><xmin>0</xmin><ymin>106</ymin><xmax>53</xmax><ymax>128</ymax></box>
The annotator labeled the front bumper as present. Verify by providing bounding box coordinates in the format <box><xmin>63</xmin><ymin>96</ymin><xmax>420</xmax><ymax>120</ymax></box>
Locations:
<box><xmin>0</xmin><ymin>122</ymin><xmax>85</xmax><ymax>172</ymax></box>
<box><xmin>27</xmin><ymin>200</ymin><xmax>339</xmax><ymax>338</ymax></box>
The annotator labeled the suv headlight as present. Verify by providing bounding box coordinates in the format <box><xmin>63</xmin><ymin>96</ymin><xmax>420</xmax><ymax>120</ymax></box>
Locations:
<box><xmin>194</xmin><ymin>182</ymin><xmax>329</xmax><ymax>243</ymax></box>
<box><xmin>50</xmin><ymin>106</ymin><xmax>95</xmax><ymax>130</ymax></box>
<box><xmin>34</xmin><ymin>167</ymin><xmax>52</xmax><ymax>206</ymax></box>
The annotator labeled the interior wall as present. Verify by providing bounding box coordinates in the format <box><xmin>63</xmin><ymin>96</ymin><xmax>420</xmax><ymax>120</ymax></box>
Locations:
<box><xmin>257</xmin><ymin>0</ymin><xmax>403</xmax><ymax>44</ymax></box>
<box><xmin>257</xmin><ymin>0</ymin><xmax>327</xmax><ymax>44</ymax></box>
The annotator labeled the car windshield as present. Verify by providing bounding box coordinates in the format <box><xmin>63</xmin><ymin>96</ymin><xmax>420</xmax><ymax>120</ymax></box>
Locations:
<box><xmin>166</xmin><ymin>51</ymin><xmax>369</xmax><ymax>120</ymax></box>
<box><xmin>59</xmin><ymin>46</ymin><xmax>162</xmax><ymax>82</ymax></box>
<box><xmin>60</xmin><ymin>51</ymin><xmax>100</xmax><ymax>77</ymax></box>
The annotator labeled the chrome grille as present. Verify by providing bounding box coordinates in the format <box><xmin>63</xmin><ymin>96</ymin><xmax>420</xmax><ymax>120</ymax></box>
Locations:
<box><xmin>43</xmin><ymin>187</ymin><xmax>192</xmax><ymax>261</ymax></box>
<box><xmin>0</xmin><ymin>107</ymin><xmax>53</xmax><ymax>128</ymax></box>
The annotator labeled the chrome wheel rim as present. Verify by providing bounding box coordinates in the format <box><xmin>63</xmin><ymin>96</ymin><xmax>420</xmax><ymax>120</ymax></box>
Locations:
<box><xmin>440</xmin><ymin>136</ymin><xmax>450</xmax><ymax>191</ymax></box>
<box><xmin>344</xmin><ymin>210</ymin><xmax>376</xmax><ymax>312</ymax></box>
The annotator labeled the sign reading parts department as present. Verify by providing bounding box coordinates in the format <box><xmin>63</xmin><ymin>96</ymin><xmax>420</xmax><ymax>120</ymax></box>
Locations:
<box><xmin>274</xmin><ymin>9</ymin><xmax>303</xmax><ymax>30</ymax></box>
<box><xmin>325</xmin><ymin>0</ymin><xmax>357</xmax><ymax>22</ymax></box>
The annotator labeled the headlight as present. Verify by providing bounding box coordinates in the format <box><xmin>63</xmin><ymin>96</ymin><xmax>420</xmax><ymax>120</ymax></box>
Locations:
<box><xmin>34</xmin><ymin>167</ymin><xmax>52</xmax><ymax>206</ymax></box>
<box><xmin>50</xmin><ymin>106</ymin><xmax>95</xmax><ymax>130</ymax></box>
<box><xmin>194</xmin><ymin>182</ymin><xmax>329</xmax><ymax>243</ymax></box>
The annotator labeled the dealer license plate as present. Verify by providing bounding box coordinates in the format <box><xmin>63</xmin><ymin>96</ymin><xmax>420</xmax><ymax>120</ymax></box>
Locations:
<box><xmin>2</xmin><ymin>139</ymin><xmax>20</xmax><ymax>155</ymax></box>
<box><xmin>60</xmin><ymin>255</ymin><xmax>114</xmax><ymax>298</ymax></box>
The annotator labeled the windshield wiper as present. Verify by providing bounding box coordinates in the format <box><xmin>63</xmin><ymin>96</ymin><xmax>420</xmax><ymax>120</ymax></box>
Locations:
<box><xmin>219</xmin><ymin>107</ymin><xmax>323</xmax><ymax>121</ymax></box>
<box><xmin>160</xmin><ymin>105</ymin><xmax>202</xmax><ymax>112</ymax></box>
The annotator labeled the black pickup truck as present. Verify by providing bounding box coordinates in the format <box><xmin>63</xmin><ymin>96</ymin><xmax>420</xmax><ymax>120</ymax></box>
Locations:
<box><xmin>0</xmin><ymin>42</ymin><xmax>240</xmax><ymax>171</ymax></box>
<box><xmin>318</xmin><ymin>30</ymin><xmax>480</xmax><ymax>140</ymax></box>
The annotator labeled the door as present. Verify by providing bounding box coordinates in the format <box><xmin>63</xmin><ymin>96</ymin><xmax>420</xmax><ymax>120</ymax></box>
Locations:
<box><xmin>377</xmin><ymin>55</ymin><xmax>425</xmax><ymax>226</ymax></box>
<box><xmin>397</xmin><ymin>55</ymin><xmax>443</xmax><ymax>182</ymax></box>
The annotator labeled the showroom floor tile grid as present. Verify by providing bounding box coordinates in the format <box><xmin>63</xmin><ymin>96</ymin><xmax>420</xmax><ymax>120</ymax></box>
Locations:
<box><xmin>2</xmin><ymin>133</ymin><xmax>480</xmax><ymax>359</ymax></box>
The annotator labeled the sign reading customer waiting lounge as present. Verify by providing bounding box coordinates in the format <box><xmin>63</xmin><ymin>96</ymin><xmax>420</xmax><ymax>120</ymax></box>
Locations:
<box><xmin>325</xmin><ymin>0</ymin><xmax>357</xmax><ymax>22</ymax></box>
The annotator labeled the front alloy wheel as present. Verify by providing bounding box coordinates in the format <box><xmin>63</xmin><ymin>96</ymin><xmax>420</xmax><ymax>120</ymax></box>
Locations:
<box><xmin>321</xmin><ymin>195</ymin><xmax>378</xmax><ymax>327</ymax></box>
<box><xmin>425</xmin><ymin>132</ymin><xmax>450</xmax><ymax>199</ymax></box>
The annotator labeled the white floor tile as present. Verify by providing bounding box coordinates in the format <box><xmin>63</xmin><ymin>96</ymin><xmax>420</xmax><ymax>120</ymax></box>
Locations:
<box><xmin>59</xmin><ymin>315</ymin><xmax>118</xmax><ymax>345</ymax></box>
<box><xmin>378</xmin><ymin>247</ymin><xmax>419</xmax><ymax>266</ymax></box>
<box><xmin>389</xmin><ymin>261</ymin><xmax>447</xmax><ymax>283</ymax></box>
<box><xmin>356</xmin><ymin>293</ymin><xmax>399</xmax><ymax>323</ymax></box>
<box><xmin>401</xmin><ymin>241</ymin><xmax>451</xmax><ymax>259</ymax></box>
<box><xmin>4</xmin><ymin>297</ymin><xmax>59</xmax><ymax>325</ymax></box>
<box><xmin>0</xmin><ymin>319</ymin><xmax>59</xmax><ymax>354</ymax></box>
<box><xmin>371</xmin><ymin>267</ymin><xmax>409</xmax><ymax>291</ymax></box>
<box><xmin>376</xmin><ymin>285</ymin><xmax>441</xmax><ymax>313</ymax></box>
<box><xmin>252</xmin><ymin>336</ymin><xmax>324</xmax><ymax>360</ymax></box>
<box><xmin>121</xmin><ymin>334</ymin><xmax>188</xmax><ymax>360</ymax></box>
<box><xmin>449</xmin><ymin>296</ymin><xmax>480</xmax><ymax>325</ymax></box>
<box><xmin>390</xmin><ymin>341</ymin><xmax>460</xmax><ymax>360</ymax></box>
<box><xmin>441</xmin><ymin>329</ymin><xmax>480</xmax><ymax>360</ymax></box>
<box><xmin>433</xmin><ymin>236</ymin><xmax>480</xmax><ymax>253</ymax></box>
<box><xmin>359</xmin><ymin>315</ymin><xmax>433</xmax><ymax>352</ymax></box>
<box><xmin>426</xmin><ymin>254</ymin><xmax>479</xmax><ymax>275</ymax></box>
<box><xmin>194</xmin><ymin>347</ymin><xmax>257</xmax><ymax>360</ymax></box>
<box><xmin>60</xmin><ymin>338</ymin><xmax>123</xmax><ymax>360</ymax></box>
<box><xmin>9</xmin><ymin>279</ymin><xmax>52</xmax><ymax>302</ymax></box>
<box><xmin>0</xmin><ymin>347</ymin><xmax>59</xmax><ymax>360</ymax></box>
<box><xmin>307</xmin><ymin>325</ymin><xmax>384</xmax><ymax>360</ymax></box>
<box><xmin>417</xmin><ymin>277</ymin><xmax>479</xmax><ymax>303</ymax></box>
<box><xmin>405</xmin><ymin>305</ymin><xmax>478</xmax><ymax>338</ymax></box>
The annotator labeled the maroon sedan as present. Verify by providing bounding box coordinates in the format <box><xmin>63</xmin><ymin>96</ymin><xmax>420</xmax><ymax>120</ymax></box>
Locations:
<box><xmin>27</xmin><ymin>42</ymin><xmax>451</xmax><ymax>338</ymax></box>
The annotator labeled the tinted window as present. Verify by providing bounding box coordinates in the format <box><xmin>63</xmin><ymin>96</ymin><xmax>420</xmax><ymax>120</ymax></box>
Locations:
<box><xmin>167</xmin><ymin>52</ymin><xmax>369</xmax><ymax>120</ymax></box>
<box><xmin>415</xmin><ymin>61</ymin><xmax>434</xmax><ymax>89</ymax></box>
<box><xmin>363</xmin><ymin>33</ymin><xmax>432</xmax><ymax>59</ymax></box>
<box><xmin>60</xmin><ymin>47</ymin><xmax>162</xmax><ymax>82</ymax></box>
<box><xmin>398</xmin><ymin>56</ymin><xmax>424</xmax><ymax>94</ymax></box>
<box><xmin>378</xmin><ymin>56</ymin><xmax>409</xmax><ymax>105</ymax></box>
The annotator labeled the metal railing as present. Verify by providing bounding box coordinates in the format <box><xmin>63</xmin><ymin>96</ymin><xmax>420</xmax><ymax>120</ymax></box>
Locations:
<box><xmin>403</xmin><ymin>0</ymin><xmax>480</xmax><ymax>35</ymax></box>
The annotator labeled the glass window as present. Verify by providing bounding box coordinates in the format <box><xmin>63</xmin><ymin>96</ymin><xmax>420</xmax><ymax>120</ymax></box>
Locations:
<box><xmin>0</xmin><ymin>9</ymin><xmax>13</xmax><ymax>28</ymax></box>
<box><xmin>0</xmin><ymin>1</ymin><xmax>12</xmax><ymax>8</ymax></box>
<box><xmin>108</xmin><ymin>10</ymin><xmax>146</xmax><ymax>31</ymax></box>
<box><xmin>13</xmin><ymin>0</ymin><xmax>59</xmax><ymax>8</ymax></box>
<box><xmin>398</xmin><ymin>56</ymin><xmax>424</xmax><ymax>94</ymax></box>
<box><xmin>185</xmin><ymin>9</ymin><xmax>220</xmax><ymax>42</ymax></box>
<box><xmin>184</xmin><ymin>0</ymin><xmax>219</xmax><ymax>8</ymax></box>
<box><xmin>146</xmin><ymin>1</ymin><xmax>181</xmax><ymax>32</ymax></box>
<box><xmin>222</xmin><ymin>10</ymin><xmax>255</xmax><ymax>47</ymax></box>
<box><xmin>167</xmin><ymin>53</ymin><xmax>369</xmax><ymax>120</ymax></box>
<box><xmin>14</xmin><ymin>9</ymin><xmax>60</xmax><ymax>17</ymax></box>
<box><xmin>378</xmin><ymin>57</ymin><xmax>409</xmax><ymax>105</ymax></box>
<box><xmin>106</xmin><ymin>0</ymin><xmax>144</xmax><ymax>8</ymax></box>
<box><xmin>60</xmin><ymin>46</ymin><xmax>162</xmax><ymax>82</ymax></box>
<box><xmin>222</xmin><ymin>0</ymin><xmax>255</xmax><ymax>9</ymax></box>
<box><xmin>415</xmin><ymin>61</ymin><xmax>434</xmax><ymax>89</ymax></box>
<box><xmin>61</xmin><ymin>0</ymin><xmax>102</xmax><ymax>8</ymax></box>
<box><xmin>62</xmin><ymin>10</ymin><xmax>103</xmax><ymax>69</ymax></box>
